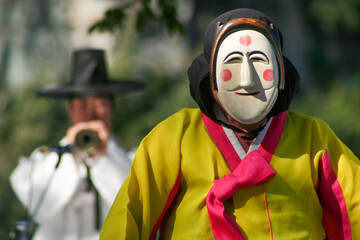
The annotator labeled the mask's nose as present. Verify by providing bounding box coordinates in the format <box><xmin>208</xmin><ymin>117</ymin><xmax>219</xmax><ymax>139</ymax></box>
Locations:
<box><xmin>239</xmin><ymin>58</ymin><xmax>255</xmax><ymax>88</ymax></box>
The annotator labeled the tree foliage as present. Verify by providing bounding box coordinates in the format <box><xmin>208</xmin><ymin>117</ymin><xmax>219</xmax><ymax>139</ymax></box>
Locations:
<box><xmin>309</xmin><ymin>0</ymin><xmax>360</xmax><ymax>32</ymax></box>
<box><xmin>88</xmin><ymin>0</ymin><xmax>186</xmax><ymax>36</ymax></box>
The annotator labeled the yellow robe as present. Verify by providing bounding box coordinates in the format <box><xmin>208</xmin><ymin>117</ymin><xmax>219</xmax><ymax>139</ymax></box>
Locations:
<box><xmin>101</xmin><ymin>108</ymin><xmax>360</xmax><ymax>240</ymax></box>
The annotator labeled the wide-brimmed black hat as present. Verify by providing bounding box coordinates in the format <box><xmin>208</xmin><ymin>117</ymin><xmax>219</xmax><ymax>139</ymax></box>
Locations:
<box><xmin>37</xmin><ymin>48</ymin><xmax>146</xmax><ymax>98</ymax></box>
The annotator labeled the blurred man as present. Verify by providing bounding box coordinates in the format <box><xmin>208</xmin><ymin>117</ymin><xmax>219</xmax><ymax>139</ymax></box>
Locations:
<box><xmin>9</xmin><ymin>48</ymin><xmax>145</xmax><ymax>240</ymax></box>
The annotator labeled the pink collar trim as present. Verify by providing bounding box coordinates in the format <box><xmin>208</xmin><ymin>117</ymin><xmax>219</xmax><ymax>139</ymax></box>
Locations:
<box><xmin>203</xmin><ymin>112</ymin><xmax>286</xmax><ymax>170</ymax></box>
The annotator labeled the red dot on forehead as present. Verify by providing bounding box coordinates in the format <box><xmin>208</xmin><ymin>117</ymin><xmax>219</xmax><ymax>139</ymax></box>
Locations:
<box><xmin>263</xmin><ymin>69</ymin><xmax>274</xmax><ymax>81</ymax></box>
<box><xmin>239</xmin><ymin>35</ymin><xmax>252</xmax><ymax>46</ymax></box>
<box><xmin>220</xmin><ymin>69</ymin><xmax>232</xmax><ymax>82</ymax></box>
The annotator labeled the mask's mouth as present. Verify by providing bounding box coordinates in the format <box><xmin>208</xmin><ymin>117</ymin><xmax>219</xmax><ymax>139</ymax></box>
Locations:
<box><xmin>235</xmin><ymin>91</ymin><xmax>260</xmax><ymax>96</ymax></box>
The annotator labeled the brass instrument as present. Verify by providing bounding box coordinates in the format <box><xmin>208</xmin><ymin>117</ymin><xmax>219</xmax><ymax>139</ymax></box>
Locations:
<box><xmin>74</xmin><ymin>129</ymin><xmax>100</xmax><ymax>152</ymax></box>
<box><xmin>39</xmin><ymin>129</ymin><xmax>100</xmax><ymax>155</ymax></box>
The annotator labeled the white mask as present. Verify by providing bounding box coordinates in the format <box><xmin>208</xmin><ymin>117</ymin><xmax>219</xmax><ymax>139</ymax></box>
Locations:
<box><xmin>215</xmin><ymin>29</ymin><xmax>279</xmax><ymax>125</ymax></box>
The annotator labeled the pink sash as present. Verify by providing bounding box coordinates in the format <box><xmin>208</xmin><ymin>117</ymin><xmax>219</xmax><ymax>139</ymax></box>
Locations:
<box><xmin>206</xmin><ymin>150</ymin><xmax>276</xmax><ymax>239</ymax></box>
<box><xmin>203</xmin><ymin>112</ymin><xmax>286</xmax><ymax>239</ymax></box>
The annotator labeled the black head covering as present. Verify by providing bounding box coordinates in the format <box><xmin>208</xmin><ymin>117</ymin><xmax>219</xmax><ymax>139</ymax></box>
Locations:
<box><xmin>37</xmin><ymin>48</ymin><xmax>146</xmax><ymax>98</ymax></box>
<box><xmin>188</xmin><ymin>8</ymin><xmax>300</xmax><ymax>121</ymax></box>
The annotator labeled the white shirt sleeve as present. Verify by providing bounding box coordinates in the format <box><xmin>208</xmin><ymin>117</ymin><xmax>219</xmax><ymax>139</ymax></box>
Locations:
<box><xmin>9</xmin><ymin>136</ymin><xmax>132</xmax><ymax>225</ymax></box>
<box><xmin>9</xmin><ymin>146</ymin><xmax>80</xmax><ymax>223</ymax></box>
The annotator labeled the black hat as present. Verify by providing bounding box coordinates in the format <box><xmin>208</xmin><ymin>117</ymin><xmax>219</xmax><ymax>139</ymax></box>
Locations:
<box><xmin>37</xmin><ymin>48</ymin><xmax>146</xmax><ymax>98</ymax></box>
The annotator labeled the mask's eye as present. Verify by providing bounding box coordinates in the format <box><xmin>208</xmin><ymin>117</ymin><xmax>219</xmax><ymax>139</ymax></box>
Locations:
<box><xmin>249</xmin><ymin>51</ymin><xmax>269</xmax><ymax>64</ymax></box>
<box><xmin>223</xmin><ymin>51</ymin><xmax>243</xmax><ymax>64</ymax></box>
<box><xmin>224</xmin><ymin>56</ymin><xmax>242</xmax><ymax>64</ymax></box>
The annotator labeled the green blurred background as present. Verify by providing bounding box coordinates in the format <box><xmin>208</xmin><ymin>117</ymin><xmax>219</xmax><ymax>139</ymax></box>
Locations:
<box><xmin>1</xmin><ymin>0</ymin><xmax>360</xmax><ymax>238</ymax></box>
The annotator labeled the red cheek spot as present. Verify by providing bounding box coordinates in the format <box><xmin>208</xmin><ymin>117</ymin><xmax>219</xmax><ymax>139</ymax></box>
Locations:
<box><xmin>263</xmin><ymin>69</ymin><xmax>274</xmax><ymax>81</ymax></box>
<box><xmin>220</xmin><ymin>69</ymin><xmax>232</xmax><ymax>81</ymax></box>
<box><xmin>239</xmin><ymin>35</ymin><xmax>252</xmax><ymax>46</ymax></box>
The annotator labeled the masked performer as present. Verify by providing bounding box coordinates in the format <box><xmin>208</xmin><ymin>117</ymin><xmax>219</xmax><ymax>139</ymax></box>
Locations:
<box><xmin>100</xmin><ymin>9</ymin><xmax>360</xmax><ymax>240</ymax></box>
<box><xmin>10</xmin><ymin>49</ymin><xmax>145</xmax><ymax>240</ymax></box>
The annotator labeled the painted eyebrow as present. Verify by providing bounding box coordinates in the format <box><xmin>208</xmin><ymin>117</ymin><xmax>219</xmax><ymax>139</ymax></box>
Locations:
<box><xmin>249</xmin><ymin>50</ymin><xmax>269</xmax><ymax>62</ymax></box>
<box><xmin>223</xmin><ymin>51</ymin><xmax>243</xmax><ymax>62</ymax></box>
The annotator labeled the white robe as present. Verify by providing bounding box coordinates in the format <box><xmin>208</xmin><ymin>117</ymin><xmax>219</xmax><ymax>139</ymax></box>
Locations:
<box><xmin>10</xmin><ymin>136</ymin><xmax>131</xmax><ymax>240</ymax></box>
